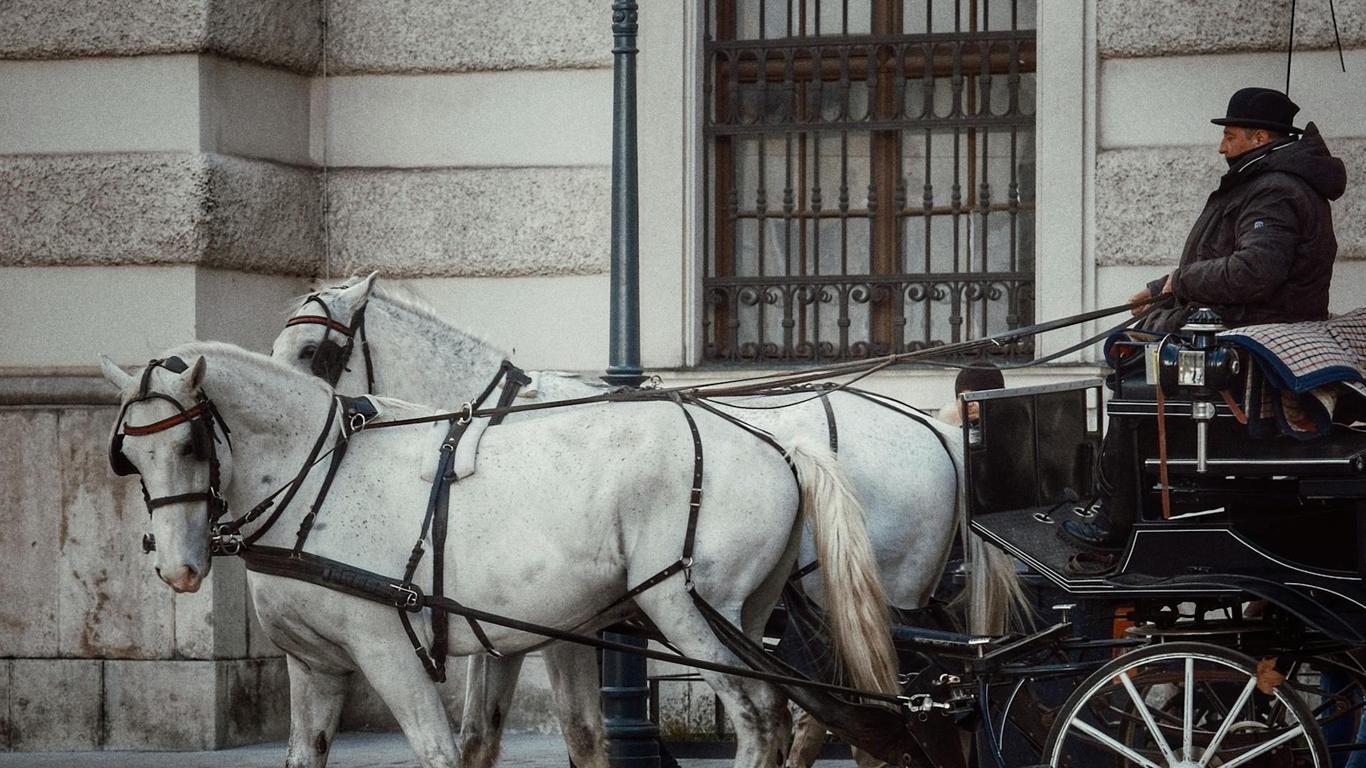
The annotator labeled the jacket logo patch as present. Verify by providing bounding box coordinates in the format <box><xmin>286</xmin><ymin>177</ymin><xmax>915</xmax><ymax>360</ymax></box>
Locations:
<box><xmin>1253</xmin><ymin>220</ymin><xmax>1265</xmax><ymax>229</ymax></box>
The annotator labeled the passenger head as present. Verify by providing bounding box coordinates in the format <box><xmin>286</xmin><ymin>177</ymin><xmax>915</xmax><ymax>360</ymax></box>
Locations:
<box><xmin>955</xmin><ymin>364</ymin><xmax>1005</xmax><ymax>424</ymax></box>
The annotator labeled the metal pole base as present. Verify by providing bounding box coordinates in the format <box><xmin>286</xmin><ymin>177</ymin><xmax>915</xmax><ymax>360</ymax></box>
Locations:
<box><xmin>602</xmin><ymin>631</ymin><xmax>660</xmax><ymax>768</ymax></box>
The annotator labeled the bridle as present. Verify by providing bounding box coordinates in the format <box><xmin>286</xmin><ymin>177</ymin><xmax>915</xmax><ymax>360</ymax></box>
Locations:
<box><xmin>284</xmin><ymin>293</ymin><xmax>374</xmax><ymax>392</ymax></box>
<box><xmin>108</xmin><ymin>357</ymin><xmax>231</xmax><ymax>553</ymax></box>
<box><xmin>109</xmin><ymin>356</ymin><xmax>358</xmax><ymax>558</ymax></box>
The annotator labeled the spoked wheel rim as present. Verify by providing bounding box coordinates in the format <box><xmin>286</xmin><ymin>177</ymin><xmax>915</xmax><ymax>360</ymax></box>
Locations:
<box><xmin>1044</xmin><ymin>641</ymin><xmax>1328</xmax><ymax>768</ymax></box>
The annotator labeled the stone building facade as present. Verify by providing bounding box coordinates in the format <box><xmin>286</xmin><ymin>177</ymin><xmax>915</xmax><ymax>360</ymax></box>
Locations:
<box><xmin>1</xmin><ymin>0</ymin><xmax>1363</xmax><ymax>752</ymax></box>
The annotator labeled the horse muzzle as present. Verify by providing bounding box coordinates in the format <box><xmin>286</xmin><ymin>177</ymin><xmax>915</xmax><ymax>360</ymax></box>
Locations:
<box><xmin>157</xmin><ymin>563</ymin><xmax>204</xmax><ymax>593</ymax></box>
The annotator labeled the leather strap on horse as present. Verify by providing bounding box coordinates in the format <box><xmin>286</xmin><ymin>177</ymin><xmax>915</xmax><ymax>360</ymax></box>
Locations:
<box><xmin>357</xmin><ymin>297</ymin><xmax>1173</xmax><ymax>434</ymax></box>
<box><xmin>591</xmin><ymin>393</ymin><xmax>706</xmax><ymax>618</ymax></box>
<box><xmin>215</xmin><ymin>397</ymin><xmax>340</xmax><ymax>546</ymax></box>
<box><xmin>235</xmin><ymin>545</ymin><xmax>908</xmax><ymax>705</ymax></box>
<box><xmin>397</xmin><ymin>362</ymin><xmax>530</xmax><ymax>681</ymax></box>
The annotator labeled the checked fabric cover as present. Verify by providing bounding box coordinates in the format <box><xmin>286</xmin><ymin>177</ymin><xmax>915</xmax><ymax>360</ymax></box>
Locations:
<box><xmin>1219</xmin><ymin>307</ymin><xmax>1366</xmax><ymax>439</ymax></box>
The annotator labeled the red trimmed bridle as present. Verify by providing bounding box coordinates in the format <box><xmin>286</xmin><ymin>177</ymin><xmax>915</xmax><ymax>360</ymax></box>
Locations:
<box><xmin>284</xmin><ymin>293</ymin><xmax>374</xmax><ymax>392</ymax></box>
<box><xmin>108</xmin><ymin>357</ymin><xmax>230</xmax><ymax>553</ymax></box>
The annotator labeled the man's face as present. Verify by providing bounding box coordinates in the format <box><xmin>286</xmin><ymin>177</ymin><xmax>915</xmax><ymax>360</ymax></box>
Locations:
<box><xmin>1219</xmin><ymin>126</ymin><xmax>1268</xmax><ymax>158</ymax></box>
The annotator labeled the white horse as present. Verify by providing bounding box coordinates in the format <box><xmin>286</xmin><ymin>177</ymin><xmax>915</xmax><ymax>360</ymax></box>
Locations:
<box><xmin>101</xmin><ymin>342</ymin><xmax>898</xmax><ymax>768</ymax></box>
<box><xmin>271</xmin><ymin>275</ymin><xmax>1027</xmax><ymax>768</ymax></box>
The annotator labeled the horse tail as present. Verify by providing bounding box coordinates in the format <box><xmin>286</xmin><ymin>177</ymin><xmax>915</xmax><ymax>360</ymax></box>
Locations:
<box><xmin>964</xmin><ymin>531</ymin><xmax>1032</xmax><ymax>635</ymax></box>
<box><xmin>779</xmin><ymin>432</ymin><xmax>900</xmax><ymax>697</ymax></box>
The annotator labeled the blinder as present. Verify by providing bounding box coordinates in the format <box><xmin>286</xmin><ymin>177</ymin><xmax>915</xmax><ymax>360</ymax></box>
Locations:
<box><xmin>284</xmin><ymin>295</ymin><xmax>368</xmax><ymax>388</ymax></box>
<box><xmin>107</xmin><ymin>356</ymin><xmax>230</xmax><ymax>526</ymax></box>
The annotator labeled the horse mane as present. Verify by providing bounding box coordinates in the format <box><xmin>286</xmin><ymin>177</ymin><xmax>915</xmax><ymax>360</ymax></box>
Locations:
<box><xmin>166</xmin><ymin>340</ymin><xmax>438</xmax><ymax>420</ymax></box>
<box><xmin>368</xmin><ymin>281</ymin><xmax>512</xmax><ymax>362</ymax></box>
<box><xmin>169</xmin><ymin>341</ymin><xmax>334</xmax><ymax>395</ymax></box>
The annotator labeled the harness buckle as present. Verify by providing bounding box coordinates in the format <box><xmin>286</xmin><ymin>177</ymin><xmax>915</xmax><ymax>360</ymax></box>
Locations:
<box><xmin>391</xmin><ymin>582</ymin><xmax>423</xmax><ymax>611</ymax></box>
<box><xmin>456</xmin><ymin>402</ymin><xmax>474</xmax><ymax>425</ymax></box>
<box><xmin>350</xmin><ymin>412</ymin><xmax>369</xmax><ymax>434</ymax></box>
<box><xmin>682</xmin><ymin>556</ymin><xmax>695</xmax><ymax>590</ymax></box>
<box><xmin>210</xmin><ymin>532</ymin><xmax>243</xmax><ymax>556</ymax></box>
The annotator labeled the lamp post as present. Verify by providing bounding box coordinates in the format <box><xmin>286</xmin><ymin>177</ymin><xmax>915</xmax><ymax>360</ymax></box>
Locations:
<box><xmin>603</xmin><ymin>0</ymin><xmax>645</xmax><ymax>389</ymax></box>
<box><xmin>601</xmin><ymin>3</ymin><xmax>658</xmax><ymax>768</ymax></box>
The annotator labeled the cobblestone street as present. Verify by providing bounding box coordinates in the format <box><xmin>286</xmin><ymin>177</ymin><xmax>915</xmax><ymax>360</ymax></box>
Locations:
<box><xmin>0</xmin><ymin>733</ymin><xmax>856</xmax><ymax>768</ymax></box>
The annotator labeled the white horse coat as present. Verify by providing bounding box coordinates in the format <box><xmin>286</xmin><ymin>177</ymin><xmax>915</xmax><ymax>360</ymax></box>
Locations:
<box><xmin>271</xmin><ymin>277</ymin><xmax>1025</xmax><ymax>768</ymax></box>
<box><xmin>103</xmin><ymin>343</ymin><xmax>896</xmax><ymax>768</ymax></box>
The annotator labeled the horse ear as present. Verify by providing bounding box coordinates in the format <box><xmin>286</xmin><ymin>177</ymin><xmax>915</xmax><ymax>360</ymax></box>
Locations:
<box><xmin>187</xmin><ymin>356</ymin><xmax>207</xmax><ymax>389</ymax></box>
<box><xmin>99</xmin><ymin>354</ymin><xmax>135</xmax><ymax>391</ymax></box>
<box><xmin>357</xmin><ymin>271</ymin><xmax>379</xmax><ymax>304</ymax></box>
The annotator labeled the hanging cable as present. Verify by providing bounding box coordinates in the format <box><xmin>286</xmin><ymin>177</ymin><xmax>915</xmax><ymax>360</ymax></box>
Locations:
<box><xmin>1285</xmin><ymin>0</ymin><xmax>1297</xmax><ymax>95</ymax></box>
<box><xmin>321</xmin><ymin>0</ymin><xmax>332</xmax><ymax>280</ymax></box>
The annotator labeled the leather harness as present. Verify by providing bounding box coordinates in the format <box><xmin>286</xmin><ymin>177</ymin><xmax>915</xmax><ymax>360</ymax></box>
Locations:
<box><xmin>285</xmin><ymin>293</ymin><xmax>376</xmax><ymax>393</ymax></box>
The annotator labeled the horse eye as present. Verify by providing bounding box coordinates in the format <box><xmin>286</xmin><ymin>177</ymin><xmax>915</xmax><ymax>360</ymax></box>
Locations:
<box><xmin>177</xmin><ymin>442</ymin><xmax>195</xmax><ymax>457</ymax></box>
<box><xmin>298</xmin><ymin>345</ymin><xmax>317</xmax><ymax>360</ymax></box>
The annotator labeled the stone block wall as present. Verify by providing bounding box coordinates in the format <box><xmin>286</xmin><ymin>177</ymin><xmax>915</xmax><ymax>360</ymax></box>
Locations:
<box><xmin>1092</xmin><ymin>0</ymin><xmax>1366</xmax><ymax>312</ymax></box>
<box><xmin>0</xmin><ymin>0</ymin><xmax>606</xmax><ymax>751</ymax></box>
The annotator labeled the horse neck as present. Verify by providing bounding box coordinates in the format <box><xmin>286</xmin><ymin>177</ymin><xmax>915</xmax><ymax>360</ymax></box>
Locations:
<box><xmin>366</xmin><ymin>292</ymin><xmax>510</xmax><ymax>406</ymax></box>
<box><xmin>196</xmin><ymin>349</ymin><xmax>336</xmax><ymax>540</ymax></box>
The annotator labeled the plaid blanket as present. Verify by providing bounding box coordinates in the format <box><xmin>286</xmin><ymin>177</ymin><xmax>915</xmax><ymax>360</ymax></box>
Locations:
<box><xmin>1219</xmin><ymin>307</ymin><xmax>1366</xmax><ymax>439</ymax></box>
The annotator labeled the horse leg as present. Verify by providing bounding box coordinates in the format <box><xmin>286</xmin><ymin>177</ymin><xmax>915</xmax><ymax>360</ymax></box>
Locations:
<box><xmin>639</xmin><ymin>594</ymin><xmax>787</xmax><ymax>768</ymax></box>
<box><xmin>353</xmin><ymin>644</ymin><xmax>460</xmax><ymax>768</ymax></box>
<box><xmin>284</xmin><ymin>655</ymin><xmax>348</xmax><ymax>768</ymax></box>
<box><xmin>459</xmin><ymin>652</ymin><xmax>524</xmax><ymax>768</ymax></box>
<box><xmin>543</xmin><ymin>642</ymin><xmax>608</xmax><ymax>768</ymax></box>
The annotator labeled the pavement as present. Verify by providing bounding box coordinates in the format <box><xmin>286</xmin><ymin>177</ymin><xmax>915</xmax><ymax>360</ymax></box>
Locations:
<box><xmin>0</xmin><ymin>732</ymin><xmax>858</xmax><ymax>768</ymax></box>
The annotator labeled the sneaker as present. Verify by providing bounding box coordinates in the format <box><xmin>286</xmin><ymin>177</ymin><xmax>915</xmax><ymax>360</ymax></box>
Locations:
<box><xmin>1058</xmin><ymin>507</ymin><xmax>1125</xmax><ymax>552</ymax></box>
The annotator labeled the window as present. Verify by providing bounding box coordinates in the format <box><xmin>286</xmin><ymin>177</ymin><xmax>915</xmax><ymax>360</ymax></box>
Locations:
<box><xmin>703</xmin><ymin>0</ymin><xmax>1037</xmax><ymax>362</ymax></box>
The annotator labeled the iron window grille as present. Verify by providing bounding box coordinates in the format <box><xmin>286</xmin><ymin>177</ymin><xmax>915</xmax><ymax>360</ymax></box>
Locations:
<box><xmin>703</xmin><ymin>0</ymin><xmax>1037</xmax><ymax>363</ymax></box>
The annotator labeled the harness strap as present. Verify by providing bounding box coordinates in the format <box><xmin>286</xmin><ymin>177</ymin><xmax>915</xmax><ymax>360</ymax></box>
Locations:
<box><xmin>221</xmin><ymin>397</ymin><xmax>339</xmax><ymax>546</ymax></box>
<box><xmin>818</xmin><ymin>391</ymin><xmax>838</xmax><ymax>453</ymax></box>
<box><xmin>591</xmin><ymin>394</ymin><xmax>708</xmax><ymax>618</ymax></box>
<box><xmin>356</xmin><ymin>309</ymin><xmax>376</xmax><ymax>395</ymax></box>
<box><xmin>291</xmin><ymin>430</ymin><xmax>352</xmax><ymax>556</ymax></box>
<box><xmin>234</xmin><ymin>544</ymin><xmax>904</xmax><ymax>704</ymax></box>
<box><xmin>399</xmin><ymin>363</ymin><xmax>530</xmax><ymax>680</ymax></box>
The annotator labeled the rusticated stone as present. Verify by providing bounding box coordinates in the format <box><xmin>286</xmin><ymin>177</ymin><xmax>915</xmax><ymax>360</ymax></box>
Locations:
<box><xmin>325</xmin><ymin>167</ymin><xmax>610</xmax><ymax>278</ymax></box>
<box><xmin>0</xmin><ymin>411</ymin><xmax>61</xmax><ymax>657</ymax></box>
<box><xmin>1099</xmin><ymin>0</ymin><xmax>1366</xmax><ymax>59</ymax></box>
<box><xmin>0</xmin><ymin>153</ymin><xmax>321</xmax><ymax>275</ymax></box>
<box><xmin>1095</xmin><ymin>141</ymin><xmax>1366</xmax><ymax>267</ymax></box>
<box><xmin>8</xmin><ymin>659</ymin><xmax>102</xmax><ymax>750</ymax></box>
<box><xmin>324</xmin><ymin>0</ymin><xmax>610</xmax><ymax>75</ymax></box>
<box><xmin>0</xmin><ymin>0</ymin><xmax>320</xmax><ymax>73</ymax></box>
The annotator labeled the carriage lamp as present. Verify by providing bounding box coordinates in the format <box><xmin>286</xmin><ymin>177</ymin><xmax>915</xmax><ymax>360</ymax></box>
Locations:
<box><xmin>1145</xmin><ymin>309</ymin><xmax>1244</xmax><ymax>473</ymax></box>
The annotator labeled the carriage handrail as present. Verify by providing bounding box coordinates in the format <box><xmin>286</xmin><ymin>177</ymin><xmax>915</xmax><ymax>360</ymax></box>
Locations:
<box><xmin>355</xmin><ymin>295</ymin><xmax>1171</xmax><ymax>433</ymax></box>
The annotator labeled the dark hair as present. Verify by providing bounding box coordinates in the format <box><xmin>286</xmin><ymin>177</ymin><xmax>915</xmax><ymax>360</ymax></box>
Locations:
<box><xmin>954</xmin><ymin>365</ymin><xmax>1005</xmax><ymax>395</ymax></box>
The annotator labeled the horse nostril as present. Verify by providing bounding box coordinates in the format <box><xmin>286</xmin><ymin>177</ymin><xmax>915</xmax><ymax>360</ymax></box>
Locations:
<box><xmin>185</xmin><ymin>564</ymin><xmax>199</xmax><ymax>579</ymax></box>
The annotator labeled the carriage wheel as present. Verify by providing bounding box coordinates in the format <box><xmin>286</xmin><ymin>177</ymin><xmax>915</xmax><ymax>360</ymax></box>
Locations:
<box><xmin>1043</xmin><ymin>641</ymin><xmax>1328</xmax><ymax>768</ymax></box>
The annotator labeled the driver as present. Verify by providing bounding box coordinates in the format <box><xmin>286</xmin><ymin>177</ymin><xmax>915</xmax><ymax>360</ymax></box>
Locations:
<box><xmin>1062</xmin><ymin>86</ymin><xmax>1347</xmax><ymax>551</ymax></box>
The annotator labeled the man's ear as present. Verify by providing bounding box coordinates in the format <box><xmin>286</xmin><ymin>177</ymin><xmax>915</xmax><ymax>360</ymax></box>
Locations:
<box><xmin>99</xmin><ymin>354</ymin><xmax>135</xmax><ymax>391</ymax></box>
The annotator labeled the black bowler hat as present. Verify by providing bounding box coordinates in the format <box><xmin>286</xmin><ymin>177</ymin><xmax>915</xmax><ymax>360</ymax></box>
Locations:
<box><xmin>1211</xmin><ymin>87</ymin><xmax>1302</xmax><ymax>134</ymax></box>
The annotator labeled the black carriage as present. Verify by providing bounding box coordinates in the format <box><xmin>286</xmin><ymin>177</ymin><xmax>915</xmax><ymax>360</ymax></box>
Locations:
<box><xmin>941</xmin><ymin>321</ymin><xmax>1366</xmax><ymax>767</ymax></box>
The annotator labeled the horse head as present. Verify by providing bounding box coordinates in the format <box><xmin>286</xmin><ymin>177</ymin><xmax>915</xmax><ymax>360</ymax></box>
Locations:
<box><xmin>272</xmin><ymin>272</ymin><xmax>378</xmax><ymax>388</ymax></box>
<box><xmin>101</xmin><ymin>353</ymin><xmax>231</xmax><ymax>593</ymax></box>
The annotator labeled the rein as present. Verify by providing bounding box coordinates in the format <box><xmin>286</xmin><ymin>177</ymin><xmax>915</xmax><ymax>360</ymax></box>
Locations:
<box><xmin>355</xmin><ymin>296</ymin><xmax>1171</xmax><ymax>433</ymax></box>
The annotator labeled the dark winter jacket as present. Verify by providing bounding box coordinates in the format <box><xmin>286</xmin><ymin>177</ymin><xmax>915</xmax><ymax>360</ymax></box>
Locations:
<box><xmin>1141</xmin><ymin>122</ymin><xmax>1347</xmax><ymax>333</ymax></box>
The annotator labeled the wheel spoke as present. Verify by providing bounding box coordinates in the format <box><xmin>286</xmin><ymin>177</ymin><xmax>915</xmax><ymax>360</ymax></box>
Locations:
<box><xmin>1118</xmin><ymin>672</ymin><xmax>1179</xmax><ymax>765</ymax></box>
<box><xmin>1197</xmin><ymin>675</ymin><xmax>1258</xmax><ymax>767</ymax></box>
<box><xmin>1184</xmin><ymin>657</ymin><xmax>1195</xmax><ymax>761</ymax></box>
<box><xmin>1210</xmin><ymin>724</ymin><xmax>1305</xmax><ymax>768</ymax></box>
<box><xmin>1070</xmin><ymin>718</ymin><xmax>1166</xmax><ymax>768</ymax></box>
